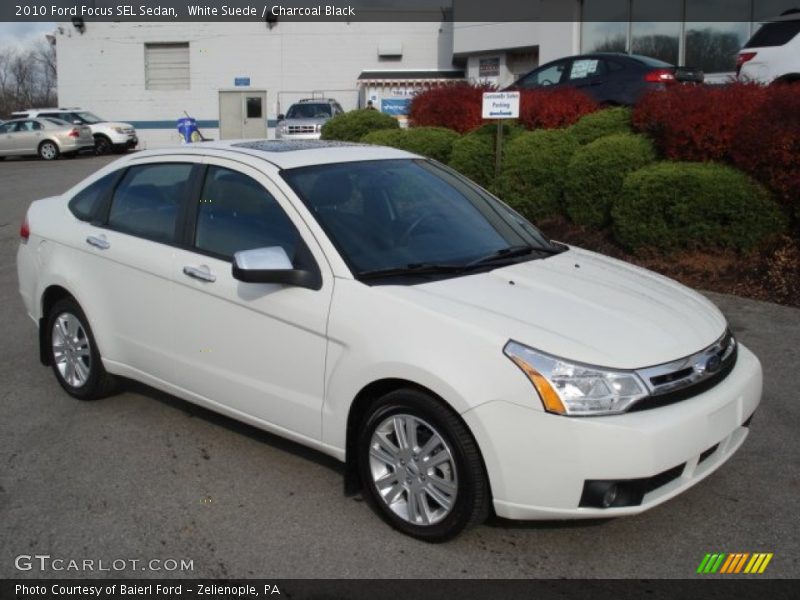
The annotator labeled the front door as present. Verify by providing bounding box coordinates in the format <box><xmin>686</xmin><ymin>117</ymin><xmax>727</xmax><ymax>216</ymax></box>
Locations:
<box><xmin>218</xmin><ymin>90</ymin><xmax>267</xmax><ymax>139</ymax></box>
<box><xmin>169</xmin><ymin>158</ymin><xmax>333</xmax><ymax>440</ymax></box>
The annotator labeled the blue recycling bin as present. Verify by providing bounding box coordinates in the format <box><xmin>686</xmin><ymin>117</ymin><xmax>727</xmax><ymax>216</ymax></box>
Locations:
<box><xmin>176</xmin><ymin>117</ymin><xmax>199</xmax><ymax>143</ymax></box>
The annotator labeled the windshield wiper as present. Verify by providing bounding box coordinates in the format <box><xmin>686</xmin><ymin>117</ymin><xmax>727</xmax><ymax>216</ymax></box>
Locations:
<box><xmin>357</xmin><ymin>263</ymin><xmax>464</xmax><ymax>280</ymax></box>
<box><xmin>464</xmin><ymin>243</ymin><xmax>564</xmax><ymax>268</ymax></box>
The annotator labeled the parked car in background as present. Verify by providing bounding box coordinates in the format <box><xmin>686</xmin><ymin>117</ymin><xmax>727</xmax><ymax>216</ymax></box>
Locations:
<box><xmin>276</xmin><ymin>98</ymin><xmax>344</xmax><ymax>140</ymax></box>
<box><xmin>508</xmin><ymin>53</ymin><xmax>704</xmax><ymax>106</ymax></box>
<box><xmin>17</xmin><ymin>140</ymin><xmax>761</xmax><ymax>541</ymax></box>
<box><xmin>737</xmin><ymin>11</ymin><xmax>800</xmax><ymax>84</ymax></box>
<box><xmin>0</xmin><ymin>118</ymin><xmax>94</xmax><ymax>160</ymax></box>
<box><xmin>11</xmin><ymin>108</ymin><xmax>138</xmax><ymax>155</ymax></box>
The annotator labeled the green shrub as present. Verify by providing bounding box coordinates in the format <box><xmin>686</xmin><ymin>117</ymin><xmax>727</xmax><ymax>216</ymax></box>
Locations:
<box><xmin>565</xmin><ymin>133</ymin><xmax>656</xmax><ymax>228</ymax></box>
<box><xmin>361</xmin><ymin>126</ymin><xmax>460</xmax><ymax>163</ymax></box>
<box><xmin>494</xmin><ymin>129</ymin><xmax>579</xmax><ymax>221</ymax></box>
<box><xmin>320</xmin><ymin>110</ymin><xmax>399</xmax><ymax>142</ymax></box>
<box><xmin>569</xmin><ymin>107</ymin><xmax>632</xmax><ymax>145</ymax></box>
<box><xmin>612</xmin><ymin>162</ymin><xmax>787</xmax><ymax>252</ymax></box>
<box><xmin>448</xmin><ymin>123</ymin><xmax>525</xmax><ymax>189</ymax></box>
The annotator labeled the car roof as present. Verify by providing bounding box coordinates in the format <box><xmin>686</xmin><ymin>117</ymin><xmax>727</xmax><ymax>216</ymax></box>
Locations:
<box><xmin>127</xmin><ymin>140</ymin><xmax>417</xmax><ymax>170</ymax></box>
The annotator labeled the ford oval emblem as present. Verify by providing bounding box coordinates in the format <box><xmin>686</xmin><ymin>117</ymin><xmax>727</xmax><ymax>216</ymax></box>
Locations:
<box><xmin>705</xmin><ymin>355</ymin><xmax>722</xmax><ymax>373</ymax></box>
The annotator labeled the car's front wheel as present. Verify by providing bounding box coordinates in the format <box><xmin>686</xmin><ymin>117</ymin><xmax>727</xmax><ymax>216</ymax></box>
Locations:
<box><xmin>47</xmin><ymin>298</ymin><xmax>116</xmax><ymax>400</ymax></box>
<box><xmin>358</xmin><ymin>389</ymin><xmax>490</xmax><ymax>542</ymax></box>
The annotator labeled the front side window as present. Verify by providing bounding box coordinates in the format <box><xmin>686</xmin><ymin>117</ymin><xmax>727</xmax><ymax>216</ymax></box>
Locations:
<box><xmin>194</xmin><ymin>166</ymin><xmax>300</xmax><ymax>260</ymax></box>
<box><xmin>73</xmin><ymin>112</ymin><xmax>103</xmax><ymax>124</ymax></box>
<box><xmin>107</xmin><ymin>163</ymin><xmax>192</xmax><ymax>243</ymax></box>
<box><xmin>518</xmin><ymin>60</ymin><xmax>569</xmax><ymax>87</ymax></box>
<box><xmin>282</xmin><ymin>159</ymin><xmax>557</xmax><ymax>277</ymax></box>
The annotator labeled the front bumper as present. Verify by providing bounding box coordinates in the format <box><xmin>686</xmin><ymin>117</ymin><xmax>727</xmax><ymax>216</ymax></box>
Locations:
<box><xmin>463</xmin><ymin>342</ymin><xmax>762</xmax><ymax>520</ymax></box>
<box><xmin>276</xmin><ymin>132</ymin><xmax>322</xmax><ymax>141</ymax></box>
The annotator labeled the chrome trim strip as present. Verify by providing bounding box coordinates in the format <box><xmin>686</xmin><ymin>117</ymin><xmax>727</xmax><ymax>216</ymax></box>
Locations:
<box><xmin>635</xmin><ymin>330</ymin><xmax>736</xmax><ymax>397</ymax></box>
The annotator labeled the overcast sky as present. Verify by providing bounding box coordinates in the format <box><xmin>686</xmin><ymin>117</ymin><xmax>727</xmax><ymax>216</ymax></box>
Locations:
<box><xmin>0</xmin><ymin>22</ymin><xmax>57</xmax><ymax>50</ymax></box>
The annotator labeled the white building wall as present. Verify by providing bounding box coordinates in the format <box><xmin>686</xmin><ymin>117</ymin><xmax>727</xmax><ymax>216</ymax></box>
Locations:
<box><xmin>55</xmin><ymin>21</ymin><xmax>453</xmax><ymax>147</ymax></box>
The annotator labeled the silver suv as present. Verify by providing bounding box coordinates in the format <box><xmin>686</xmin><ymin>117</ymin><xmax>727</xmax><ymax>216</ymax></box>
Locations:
<box><xmin>11</xmin><ymin>108</ymin><xmax>138</xmax><ymax>154</ymax></box>
<box><xmin>276</xmin><ymin>98</ymin><xmax>344</xmax><ymax>140</ymax></box>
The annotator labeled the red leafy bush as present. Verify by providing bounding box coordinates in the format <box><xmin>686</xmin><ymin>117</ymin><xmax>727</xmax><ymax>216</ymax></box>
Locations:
<box><xmin>730</xmin><ymin>85</ymin><xmax>800</xmax><ymax>215</ymax></box>
<box><xmin>409</xmin><ymin>83</ymin><xmax>493</xmax><ymax>133</ymax></box>
<box><xmin>518</xmin><ymin>88</ymin><xmax>599</xmax><ymax>130</ymax></box>
<box><xmin>632</xmin><ymin>83</ymin><xmax>770</xmax><ymax>162</ymax></box>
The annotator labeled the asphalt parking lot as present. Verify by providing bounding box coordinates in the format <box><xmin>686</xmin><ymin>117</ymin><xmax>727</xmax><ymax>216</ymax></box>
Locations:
<box><xmin>0</xmin><ymin>154</ymin><xmax>798</xmax><ymax>579</ymax></box>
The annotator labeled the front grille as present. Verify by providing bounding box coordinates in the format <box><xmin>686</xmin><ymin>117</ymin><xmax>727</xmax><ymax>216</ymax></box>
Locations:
<box><xmin>629</xmin><ymin>330</ymin><xmax>738</xmax><ymax>412</ymax></box>
<box><xmin>287</xmin><ymin>125</ymin><xmax>316</xmax><ymax>134</ymax></box>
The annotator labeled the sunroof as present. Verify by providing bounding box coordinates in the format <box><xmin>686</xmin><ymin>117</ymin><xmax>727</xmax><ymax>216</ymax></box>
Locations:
<box><xmin>231</xmin><ymin>140</ymin><xmax>364</xmax><ymax>152</ymax></box>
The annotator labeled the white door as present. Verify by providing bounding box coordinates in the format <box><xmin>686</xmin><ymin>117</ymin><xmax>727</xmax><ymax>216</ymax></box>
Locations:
<box><xmin>76</xmin><ymin>160</ymin><xmax>201</xmax><ymax>381</ymax></box>
<box><xmin>169</xmin><ymin>159</ymin><xmax>332</xmax><ymax>440</ymax></box>
<box><xmin>218</xmin><ymin>91</ymin><xmax>267</xmax><ymax>139</ymax></box>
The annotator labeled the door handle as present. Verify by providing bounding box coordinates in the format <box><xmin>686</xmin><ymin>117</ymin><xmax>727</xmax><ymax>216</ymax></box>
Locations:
<box><xmin>86</xmin><ymin>235</ymin><xmax>110</xmax><ymax>250</ymax></box>
<box><xmin>183</xmin><ymin>265</ymin><xmax>216</xmax><ymax>283</ymax></box>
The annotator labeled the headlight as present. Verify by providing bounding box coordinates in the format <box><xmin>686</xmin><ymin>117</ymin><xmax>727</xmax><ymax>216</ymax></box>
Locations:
<box><xmin>113</xmin><ymin>127</ymin><xmax>125</xmax><ymax>134</ymax></box>
<box><xmin>314</xmin><ymin>123</ymin><xmax>322</xmax><ymax>133</ymax></box>
<box><xmin>503</xmin><ymin>341</ymin><xmax>649</xmax><ymax>416</ymax></box>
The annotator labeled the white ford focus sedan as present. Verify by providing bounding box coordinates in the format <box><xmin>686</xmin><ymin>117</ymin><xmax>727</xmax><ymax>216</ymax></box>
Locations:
<box><xmin>17</xmin><ymin>141</ymin><xmax>762</xmax><ymax>541</ymax></box>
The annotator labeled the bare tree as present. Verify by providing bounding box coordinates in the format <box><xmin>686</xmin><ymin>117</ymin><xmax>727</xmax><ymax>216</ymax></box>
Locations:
<box><xmin>0</xmin><ymin>37</ymin><xmax>58</xmax><ymax>117</ymax></box>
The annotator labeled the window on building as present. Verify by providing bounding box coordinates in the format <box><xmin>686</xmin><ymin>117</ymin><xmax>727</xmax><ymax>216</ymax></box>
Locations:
<box><xmin>144</xmin><ymin>42</ymin><xmax>190</xmax><ymax>91</ymax></box>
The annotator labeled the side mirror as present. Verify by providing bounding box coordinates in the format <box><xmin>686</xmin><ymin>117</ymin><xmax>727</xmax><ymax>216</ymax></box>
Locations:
<box><xmin>277</xmin><ymin>114</ymin><xmax>285</xmax><ymax>121</ymax></box>
<box><xmin>232</xmin><ymin>246</ymin><xmax>321</xmax><ymax>290</ymax></box>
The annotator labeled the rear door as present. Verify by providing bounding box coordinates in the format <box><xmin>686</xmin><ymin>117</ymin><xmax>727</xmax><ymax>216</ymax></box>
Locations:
<box><xmin>76</xmin><ymin>158</ymin><xmax>202</xmax><ymax>381</ymax></box>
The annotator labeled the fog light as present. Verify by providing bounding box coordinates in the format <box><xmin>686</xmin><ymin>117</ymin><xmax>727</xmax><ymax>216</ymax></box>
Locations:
<box><xmin>602</xmin><ymin>483</ymin><xmax>618</xmax><ymax>508</ymax></box>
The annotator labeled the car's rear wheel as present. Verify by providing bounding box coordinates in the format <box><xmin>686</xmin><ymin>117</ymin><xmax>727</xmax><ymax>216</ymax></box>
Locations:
<box><xmin>358</xmin><ymin>389</ymin><xmax>490</xmax><ymax>542</ymax></box>
<box><xmin>47</xmin><ymin>298</ymin><xmax>116</xmax><ymax>400</ymax></box>
<box><xmin>94</xmin><ymin>135</ymin><xmax>112</xmax><ymax>155</ymax></box>
<box><xmin>38</xmin><ymin>141</ymin><xmax>59</xmax><ymax>160</ymax></box>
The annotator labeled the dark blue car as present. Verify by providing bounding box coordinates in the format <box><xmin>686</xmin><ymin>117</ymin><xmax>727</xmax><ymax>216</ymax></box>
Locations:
<box><xmin>508</xmin><ymin>53</ymin><xmax>703</xmax><ymax>106</ymax></box>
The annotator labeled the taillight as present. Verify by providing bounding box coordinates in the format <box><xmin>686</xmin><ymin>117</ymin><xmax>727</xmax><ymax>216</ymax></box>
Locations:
<box><xmin>68</xmin><ymin>128</ymin><xmax>80</xmax><ymax>138</ymax></box>
<box><xmin>644</xmin><ymin>69</ymin><xmax>677</xmax><ymax>84</ymax></box>
<box><xmin>20</xmin><ymin>214</ymin><xmax>30</xmax><ymax>242</ymax></box>
<box><xmin>736</xmin><ymin>52</ymin><xmax>757</xmax><ymax>76</ymax></box>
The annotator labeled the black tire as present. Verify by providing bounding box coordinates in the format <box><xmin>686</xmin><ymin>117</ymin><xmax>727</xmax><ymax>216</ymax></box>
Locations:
<box><xmin>46</xmin><ymin>298</ymin><xmax>116</xmax><ymax>400</ymax></box>
<box><xmin>357</xmin><ymin>389</ymin><xmax>490</xmax><ymax>542</ymax></box>
<box><xmin>94</xmin><ymin>135</ymin><xmax>112</xmax><ymax>155</ymax></box>
<box><xmin>38</xmin><ymin>140</ymin><xmax>59</xmax><ymax>160</ymax></box>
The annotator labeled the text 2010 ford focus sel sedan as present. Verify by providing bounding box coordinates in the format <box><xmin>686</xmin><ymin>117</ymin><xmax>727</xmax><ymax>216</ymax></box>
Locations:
<box><xmin>16</xmin><ymin>141</ymin><xmax>762</xmax><ymax>541</ymax></box>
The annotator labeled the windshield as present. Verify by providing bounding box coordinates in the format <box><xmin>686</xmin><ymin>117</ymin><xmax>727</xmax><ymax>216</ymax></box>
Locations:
<box><xmin>286</xmin><ymin>103</ymin><xmax>333</xmax><ymax>119</ymax></box>
<box><xmin>281</xmin><ymin>159</ymin><xmax>559</xmax><ymax>279</ymax></box>
<box><xmin>74</xmin><ymin>112</ymin><xmax>103</xmax><ymax>124</ymax></box>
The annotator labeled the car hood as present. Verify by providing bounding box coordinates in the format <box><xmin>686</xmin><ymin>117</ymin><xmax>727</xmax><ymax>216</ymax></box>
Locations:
<box><xmin>283</xmin><ymin>118</ymin><xmax>328</xmax><ymax>126</ymax></box>
<box><xmin>381</xmin><ymin>247</ymin><xmax>727</xmax><ymax>369</ymax></box>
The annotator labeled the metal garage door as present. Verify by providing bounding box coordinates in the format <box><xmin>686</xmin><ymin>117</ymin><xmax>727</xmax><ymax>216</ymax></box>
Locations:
<box><xmin>144</xmin><ymin>43</ymin><xmax>190</xmax><ymax>90</ymax></box>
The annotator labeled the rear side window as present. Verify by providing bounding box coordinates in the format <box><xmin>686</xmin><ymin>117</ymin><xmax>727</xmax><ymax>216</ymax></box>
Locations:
<box><xmin>745</xmin><ymin>20</ymin><xmax>800</xmax><ymax>47</ymax></box>
<box><xmin>108</xmin><ymin>163</ymin><xmax>193</xmax><ymax>243</ymax></box>
<box><xmin>194</xmin><ymin>166</ymin><xmax>299</xmax><ymax>260</ymax></box>
<box><xmin>69</xmin><ymin>172</ymin><xmax>118</xmax><ymax>222</ymax></box>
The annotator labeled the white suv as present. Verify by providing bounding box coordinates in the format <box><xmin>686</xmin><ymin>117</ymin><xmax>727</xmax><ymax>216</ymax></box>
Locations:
<box><xmin>737</xmin><ymin>12</ymin><xmax>800</xmax><ymax>84</ymax></box>
<box><xmin>11</xmin><ymin>108</ymin><xmax>138</xmax><ymax>154</ymax></box>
